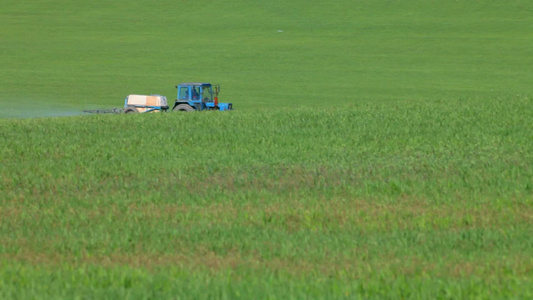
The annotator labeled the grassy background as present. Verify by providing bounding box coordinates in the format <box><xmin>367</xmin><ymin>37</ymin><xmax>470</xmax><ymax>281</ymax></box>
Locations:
<box><xmin>1</xmin><ymin>0</ymin><xmax>533</xmax><ymax>298</ymax></box>
<box><xmin>1</xmin><ymin>0</ymin><xmax>532</xmax><ymax>116</ymax></box>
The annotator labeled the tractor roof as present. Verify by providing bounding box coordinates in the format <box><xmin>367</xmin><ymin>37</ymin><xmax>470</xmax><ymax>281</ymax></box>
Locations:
<box><xmin>179</xmin><ymin>82</ymin><xmax>211</xmax><ymax>87</ymax></box>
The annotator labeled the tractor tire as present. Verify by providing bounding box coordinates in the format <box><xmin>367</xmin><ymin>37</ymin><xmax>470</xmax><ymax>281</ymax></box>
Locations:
<box><xmin>124</xmin><ymin>107</ymin><xmax>139</xmax><ymax>114</ymax></box>
<box><xmin>173</xmin><ymin>104</ymin><xmax>195</xmax><ymax>112</ymax></box>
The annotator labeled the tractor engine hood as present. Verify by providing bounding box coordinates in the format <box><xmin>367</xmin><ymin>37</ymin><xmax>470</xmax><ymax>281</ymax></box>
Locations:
<box><xmin>217</xmin><ymin>102</ymin><xmax>233</xmax><ymax>111</ymax></box>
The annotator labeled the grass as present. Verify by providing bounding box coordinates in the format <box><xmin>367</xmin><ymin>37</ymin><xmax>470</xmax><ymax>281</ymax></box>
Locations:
<box><xmin>0</xmin><ymin>0</ymin><xmax>532</xmax><ymax>115</ymax></box>
<box><xmin>1</xmin><ymin>0</ymin><xmax>533</xmax><ymax>298</ymax></box>
<box><xmin>1</xmin><ymin>96</ymin><xmax>533</xmax><ymax>298</ymax></box>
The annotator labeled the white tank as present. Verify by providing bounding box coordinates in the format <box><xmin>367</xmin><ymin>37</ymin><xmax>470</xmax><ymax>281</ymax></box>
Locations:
<box><xmin>125</xmin><ymin>95</ymin><xmax>168</xmax><ymax>113</ymax></box>
<box><xmin>126</xmin><ymin>95</ymin><xmax>167</xmax><ymax>107</ymax></box>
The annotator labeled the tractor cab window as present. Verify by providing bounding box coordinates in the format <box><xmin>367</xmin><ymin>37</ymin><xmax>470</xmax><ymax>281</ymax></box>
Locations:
<box><xmin>202</xmin><ymin>86</ymin><xmax>213</xmax><ymax>102</ymax></box>
<box><xmin>191</xmin><ymin>87</ymin><xmax>200</xmax><ymax>100</ymax></box>
<box><xmin>179</xmin><ymin>86</ymin><xmax>190</xmax><ymax>100</ymax></box>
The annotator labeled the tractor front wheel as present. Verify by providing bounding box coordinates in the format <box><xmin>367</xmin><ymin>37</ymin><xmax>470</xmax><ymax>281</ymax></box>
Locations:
<box><xmin>173</xmin><ymin>104</ymin><xmax>195</xmax><ymax>112</ymax></box>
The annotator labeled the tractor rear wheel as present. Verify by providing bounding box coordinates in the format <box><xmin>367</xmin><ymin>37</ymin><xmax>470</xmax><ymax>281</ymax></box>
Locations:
<box><xmin>173</xmin><ymin>104</ymin><xmax>195</xmax><ymax>112</ymax></box>
<box><xmin>124</xmin><ymin>107</ymin><xmax>139</xmax><ymax>114</ymax></box>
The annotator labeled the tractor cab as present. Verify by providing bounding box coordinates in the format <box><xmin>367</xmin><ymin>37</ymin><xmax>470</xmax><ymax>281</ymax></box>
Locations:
<box><xmin>173</xmin><ymin>82</ymin><xmax>232</xmax><ymax>111</ymax></box>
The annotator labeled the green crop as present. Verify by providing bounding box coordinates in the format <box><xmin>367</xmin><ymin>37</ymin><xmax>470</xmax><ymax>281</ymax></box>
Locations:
<box><xmin>2</xmin><ymin>96</ymin><xmax>533</xmax><ymax>299</ymax></box>
<box><xmin>1</xmin><ymin>0</ymin><xmax>532</xmax><ymax>298</ymax></box>
<box><xmin>0</xmin><ymin>0</ymin><xmax>531</xmax><ymax>116</ymax></box>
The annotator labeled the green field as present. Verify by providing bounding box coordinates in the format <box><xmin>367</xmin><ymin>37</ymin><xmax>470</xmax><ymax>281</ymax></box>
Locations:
<box><xmin>1</xmin><ymin>0</ymin><xmax>533</xmax><ymax>299</ymax></box>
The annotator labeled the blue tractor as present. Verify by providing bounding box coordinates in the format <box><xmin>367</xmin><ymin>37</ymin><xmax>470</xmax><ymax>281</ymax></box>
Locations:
<box><xmin>172</xmin><ymin>83</ymin><xmax>233</xmax><ymax>112</ymax></box>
